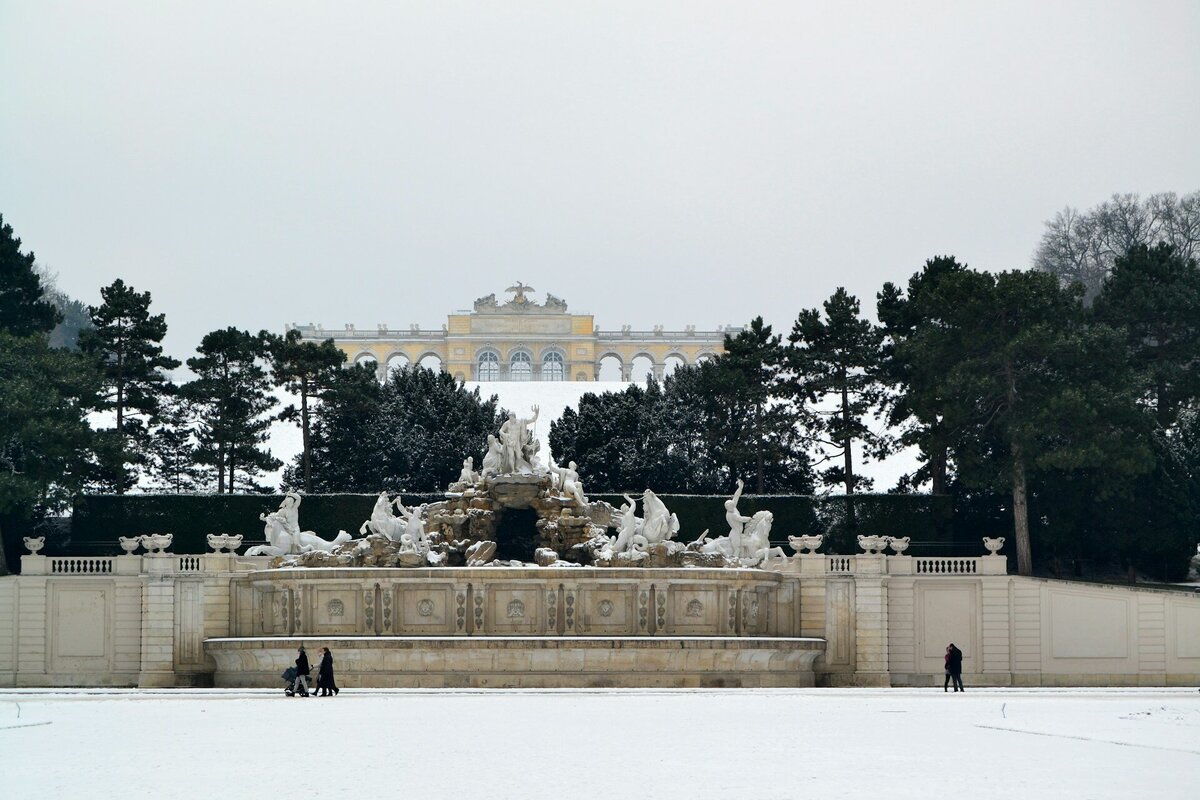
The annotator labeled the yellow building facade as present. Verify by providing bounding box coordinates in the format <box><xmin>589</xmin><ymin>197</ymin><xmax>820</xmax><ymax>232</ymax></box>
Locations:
<box><xmin>291</xmin><ymin>286</ymin><xmax>731</xmax><ymax>382</ymax></box>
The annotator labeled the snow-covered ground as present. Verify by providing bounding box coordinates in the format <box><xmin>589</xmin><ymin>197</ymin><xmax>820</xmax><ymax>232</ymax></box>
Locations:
<box><xmin>2</xmin><ymin>688</ymin><xmax>1195</xmax><ymax>799</ymax></box>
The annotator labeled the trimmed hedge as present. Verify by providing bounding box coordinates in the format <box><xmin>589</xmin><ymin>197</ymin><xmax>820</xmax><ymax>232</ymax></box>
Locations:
<box><xmin>62</xmin><ymin>491</ymin><xmax>967</xmax><ymax>558</ymax></box>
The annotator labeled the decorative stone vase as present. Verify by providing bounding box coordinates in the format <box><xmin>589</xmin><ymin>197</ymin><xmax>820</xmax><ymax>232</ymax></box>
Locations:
<box><xmin>887</xmin><ymin>536</ymin><xmax>911</xmax><ymax>555</ymax></box>
<box><xmin>22</xmin><ymin>536</ymin><xmax>45</xmax><ymax>555</ymax></box>
<box><xmin>982</xmin><ymin>537</ymin><xmax>1005</xmax><ymax>556</ymax></box>
<box><xmin>118</xmin><ymin>536</ymin><xmax>142</xmax><ymax>554</ymax></box>
<box><xmin>787</xmin><ymin>534</ymin><xmax>824</xmax><ymax>554</ymax></box>
<box><xmin>141</xmin><ymin>533</ymin><xmax>173</xmax><ymax>554</ymax></box>
<box><xmin>206</xmin><ymin>533</ymin><xmax>243</xmax><ymax>553</ymax></box>
<box><xmin>856</xmin><ymin>534</ymin><xmax>887</xmax><ymax>554</ymax></box>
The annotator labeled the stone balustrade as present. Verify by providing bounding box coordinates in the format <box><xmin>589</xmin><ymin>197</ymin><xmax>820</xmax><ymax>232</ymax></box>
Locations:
<box><xmin>768</xmin><ymin>553</ymin><xmax>1006</xmax><ymax>577</ymax></box>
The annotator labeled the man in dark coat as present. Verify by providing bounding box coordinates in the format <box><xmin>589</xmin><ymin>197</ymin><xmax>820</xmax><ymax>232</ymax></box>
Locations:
<box><xmin>294</xmin><ymin>646</ymin><xmax>311</xmax><ymax>697</ymax></box>
<box><xmin>944</xmin><ymin>643</ymin><xmax>964</xmax><ymax>692</ymax></box>
<box><xmin>317</xmin><ymin>647</ymin><xmax>338</xmax><ymax>697</ymax></box>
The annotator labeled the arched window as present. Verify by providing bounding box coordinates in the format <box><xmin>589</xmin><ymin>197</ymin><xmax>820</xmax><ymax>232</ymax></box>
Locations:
<box><xmin>386</xmin><ymin>354</ymin><xmax>410</xmax><ymax>375</ymax></box>
<box><xmin>510</xmin><ymin>351</ymin><xmax>532</xmax><ymax>381</ymax></box>
<box><xmin>477</xmin><ymin>351</ymin><xmax>500</xmax><ymax>381</ymax></box>
<box><xmin>542</xmin><ymin>351</ymin><xmax>565</xmax><ymax>381</ymax></box>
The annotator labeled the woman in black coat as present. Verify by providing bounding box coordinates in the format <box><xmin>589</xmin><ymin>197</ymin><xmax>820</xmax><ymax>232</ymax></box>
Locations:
<box><xmin>316</xmin><ymin>647</ymin><xmax>339</xmax><ymax>697</ymax></box>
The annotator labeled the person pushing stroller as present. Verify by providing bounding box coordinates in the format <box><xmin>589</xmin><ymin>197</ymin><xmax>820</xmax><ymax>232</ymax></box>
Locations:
<box><xmin>284</xmin><ymin>646</ymin><xmax>311</xmax><ymax>696</ymax></box>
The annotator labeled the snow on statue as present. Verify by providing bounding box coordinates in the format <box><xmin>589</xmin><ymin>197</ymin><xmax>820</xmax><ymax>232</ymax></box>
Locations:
<box><xmin>247</xmin><ymin>492</ymin><xmax>350</xmax><ymax>556</ymax></box>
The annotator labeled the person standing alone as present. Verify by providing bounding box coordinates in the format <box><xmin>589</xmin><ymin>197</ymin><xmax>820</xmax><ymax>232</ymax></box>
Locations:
<box><xmin>944</xmin><ymin>643</ymin><xmax>964</xmax><ymax>692</ymax></box>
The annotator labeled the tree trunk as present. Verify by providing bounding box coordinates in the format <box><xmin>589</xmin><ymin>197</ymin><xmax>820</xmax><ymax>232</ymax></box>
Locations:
<box><xmin>301</xmin><ymin>378</ymin><xmax>312</xmax><ymax>494</ymax></box>
<box><xmin>1011</xmin><ymin>440</ymin><xmax>1032</xmax><ymax>576</ymax></box>
<box><xmin>217</xmin><ymin>439</ymin><xmax>226</xmax><ymax>493</ymax></box>
<box><xmin>115</xmin><ymin>358</ymin><xmax>125</xmax><ymax>495</ymax></box>
<box><xmin>930</xmin><ymin>442</ymin><xmax>948</xmax><ymax>495</ymax></box>
<box><xmin>841</xmin><ymin>382</ymin><xmax>854</xmax><ymax>495</ymax></box>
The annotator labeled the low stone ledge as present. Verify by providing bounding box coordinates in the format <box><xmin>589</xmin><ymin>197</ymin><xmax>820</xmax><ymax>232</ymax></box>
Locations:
<box><xmin>205</xmin><ymin>635</ymin><xmax>825</xmax><ymax>689</ymax></box>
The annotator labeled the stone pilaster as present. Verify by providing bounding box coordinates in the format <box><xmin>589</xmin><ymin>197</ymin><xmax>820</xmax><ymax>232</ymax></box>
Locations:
<box><xmin>138</xmin><ymin>556</ymin><xmax>177</xmax><ymax>687</ymax></box>
<box><xmin>852</xmin><ymin>555</ymin><xmax>890</xmax><ymax>686</ymax></box>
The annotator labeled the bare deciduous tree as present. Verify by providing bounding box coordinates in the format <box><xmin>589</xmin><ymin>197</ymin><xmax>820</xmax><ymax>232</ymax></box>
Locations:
<box><xmin>1034</xmin><ymin>191</ymin><xmax>1200</xmax><ymax>301</ymax></box>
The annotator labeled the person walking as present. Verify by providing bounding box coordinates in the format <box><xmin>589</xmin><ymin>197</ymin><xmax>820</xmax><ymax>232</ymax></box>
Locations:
<box><xmin>944</xmin><ymin>643</ymin><xmax>964</xmax><ymax>692</ymax></box>
<box><xmin>316</xmin><ymin>646</ymin><xmax>339</xmax><ymax>697</ymax></box>
<box><xmin>294</xmin><ymin>646</ymin><xmax>311</xmax><ymax>697</ymax></box>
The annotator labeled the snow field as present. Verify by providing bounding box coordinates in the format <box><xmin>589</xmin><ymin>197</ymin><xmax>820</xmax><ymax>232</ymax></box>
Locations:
<box><xmin>2</xmin><ymin>688</ymin><xmax>1196</xmax><ymax>800</ymax></box>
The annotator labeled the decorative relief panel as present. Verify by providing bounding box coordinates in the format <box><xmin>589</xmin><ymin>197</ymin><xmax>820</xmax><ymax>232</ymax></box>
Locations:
<box><xmin>396</xmin><ymin>585</ymin><xmax>455</xmax><ymax>634</ymax></box>
<box><xmin>578</xmin><ymin>586</ymin><xmax>634</xmax><ymax>633</ymax></box>
<box><xmin>668</xmin><ymin>586</ymin><xmax>719</xmax><ymax>634</ymax></box>
<box><xmin>489</xmin><ymin>586</ymin><xmax>540</xmax><ymax>633</ymax></box>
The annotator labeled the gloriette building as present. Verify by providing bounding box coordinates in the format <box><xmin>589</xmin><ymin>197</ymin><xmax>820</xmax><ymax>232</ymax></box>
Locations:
<box><xmin>289</xmin><ymin>284</ymin><xmax>733</xmax><ymax>381</ymax></box>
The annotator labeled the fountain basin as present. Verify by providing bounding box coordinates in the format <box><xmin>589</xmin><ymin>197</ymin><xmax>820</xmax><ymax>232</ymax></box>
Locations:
<box><xmin>205</xmin><ymin>635</ymin><xmax>824</xmax><ymax>688</ymax></box>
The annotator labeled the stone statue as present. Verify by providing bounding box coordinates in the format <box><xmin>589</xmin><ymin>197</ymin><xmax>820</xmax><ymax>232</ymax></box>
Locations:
<box><xmin>498</xmin><ymin>405</ymin><xmax>541</xmax><ymax>473</ymax></box>
<box><xmin>473</xmin><ymin>293</ymin><xmax>498</xmax><ymax>312</ymax></box>
<box><xmin>739</xmin><ymin>511</ymin><xmax>786</xmax><ymax>566</ymax></box>
<box><xmin>724</xmin><ymin>479</ymin><xmax>752</xmax><ymax>557</ymax></box>
<box><xmin>607</xmin><ymin>490</ymin><xmax>678</xmax><ymax>557</ymax></box>
<box><xmin>639</xmin><ymin>489</ymin><xmax>679</xmax><ymax>546</ymax></box>
<box><xmin>550</xmin><ymin>458</ymin><xmax>587</xmax><ymax>506</ymax></box>
<box><xmin>609</xmin><ymin>494</ymin><xmax>642</xmax><ymax>554</ymax></box>
<box><xmin>359</xmin><ymin>492</ymin><xmax>406</xmax><ymax>541</ymax></box>
<box><xmin>544</xmin><ymin>293</ymin><xmax>568</xmax><ymax>312</ymax></box>
<box><xmin>247</xmin><ymin>494</ymin><xmax>350</xmax><ymax>556</ymax></box>
<box><xmin>276</xmin><ymin>493</ymin><xmax>302</xmax><ymax>538</ymax></box>
<box><xmin>505</xmin><ymin>281</ymin><xmax>534</xmax><ymax>305</ymax></box>
<box><xmin>457</xmin><ymin>457</ymin><xmax>480</xmax><ymax>486</ymax></box>
<box><xmin>481</xmin><ymin>434</ymin><xmax>504</xmax><ymax>477</ymax></box>
<box><xmin>394</xmin><ymin>501</ymin><xmax>428</xmax><ymax>552</ymax></box>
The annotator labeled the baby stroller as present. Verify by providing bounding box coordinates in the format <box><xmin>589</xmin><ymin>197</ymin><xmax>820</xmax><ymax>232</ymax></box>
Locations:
<box><xmin>282</xmin><ymin>666</ymin><xmax>299</xmax><ymax>696</ymax></box>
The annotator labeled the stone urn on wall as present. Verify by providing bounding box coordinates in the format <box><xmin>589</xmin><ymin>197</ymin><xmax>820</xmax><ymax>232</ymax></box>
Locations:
<box><xmin>788</xmin><ymin>534</ymin><xmax>824</xmax><ymax>555</ymax></box>
<box><xmin>141</xmin><ymin>534</ymin><xmax>173</xmax><ymax>554</ymax></box>
<box><xmin>118</xmin><ymin>536</ymin><xmax>142</xmax><ymax>554</ymax></box>
<box><xmin>206</xmin><ymin>533</ymin><xmax>243</xmax><ymax>553</ymax></box>
<box><xmin>23</xmin><ymin>536</ymin><xmax>45</xmax><ymax>556</ymax></box>
<box><xmin>887</xmin><ymin>536</ymin><xmax>911</xmax><ymax>556</ymax></box>
<box><xmin>982</xmin><ymin>537</ymin><xmax>1005</xmax><ymax>557</ymax></box>
<box><xmin>856</xmin><ymin>534</ymin><xmax>888</xmax><ymax>555</ymax></box>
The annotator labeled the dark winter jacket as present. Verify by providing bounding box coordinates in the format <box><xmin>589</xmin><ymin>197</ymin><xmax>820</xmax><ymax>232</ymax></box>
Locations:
<box><xmin>296</xmin><ymin>650</ymin><xmax>311</xmax><ymax>676</ymax></box>
<box><xmin>947</xmin><ymin>646</ymin><xmax>963</xmax><ymax>675</ymax></box>
<box><xmin>319</xmin><ymin>651</ymin><xmax>334</xmax><ymax>681</ymax></box>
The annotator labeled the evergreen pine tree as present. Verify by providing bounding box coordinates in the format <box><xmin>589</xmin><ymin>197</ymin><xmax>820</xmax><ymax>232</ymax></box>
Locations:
<box><xmin>145</xmin><ymin>395</ymin><xmax>206</xmax><ymax>492</ymax></box>
<box><xmin>911</xmin><ymin>269</ymin><xmax>1152</xmax><ymax>575</ymax></box>
<box><xmin>182</xmin><ymin>328</ymin><xmax>280</xmax><ymax>493</ymax></box>
<box><xmin>877</xmin><ymin>256</ymin><xmax>971</xmax><ymax>493</ymax></box>
<box><xmin>79</xmin><ymin>279</ymin><xmax>180</xmax><ymax>492</ymax></box>
<box><xmin>787</xmin><ymin>288</ymin><xmax>888</xmax><ymax>495</ymax></box>
<box><xmin>0</xmin><ymin>214</ymin><xmax>59</xmax><ymax>337</ymax></box>
<box><xmin>1093</xmin><ymin>243</ymin><xmax>1200</xmax><ymax>429</ymax></box>
<box><xmin>268</xmin><ymin>328</ymin><xmax>346</xmax><ymax>493</ymax></box>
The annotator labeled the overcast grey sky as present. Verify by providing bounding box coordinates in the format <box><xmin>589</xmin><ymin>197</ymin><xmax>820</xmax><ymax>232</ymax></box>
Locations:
<box><xmin>3</xmin><ymin>1</ymin><xmax>1199</xmax><ymax>358</ymax></box>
